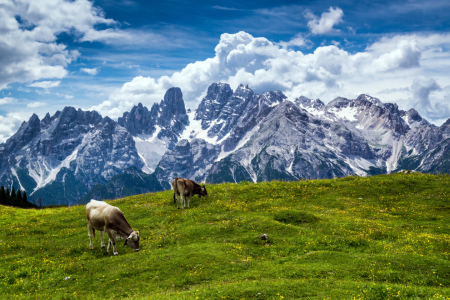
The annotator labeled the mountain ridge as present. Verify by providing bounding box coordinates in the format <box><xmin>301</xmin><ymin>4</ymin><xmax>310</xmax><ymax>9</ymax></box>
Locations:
<box><xmin>1</xmin><ymin>82</ymin><xmax>449</xmax><ymax>205</ymax></box>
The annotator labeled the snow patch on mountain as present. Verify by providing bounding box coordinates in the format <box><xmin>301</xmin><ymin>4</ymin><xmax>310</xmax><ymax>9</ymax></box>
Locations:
<box><xmin>30</xmin><ymin>148</ymin><xmax>78</xmax><ymax>193</ymax></box>
<box><xmin>11</xmin><ymin>167</ymin><xmax>25</xmax><ymax>191</ymax></box>
<box><xmin>133</xmin><ymin>126</ymin><xmax>168</xmax><ymax>174</ymax></box>
<box><xmin>345</xmin><ymin>156</ymin><xmax>376</xmax><ymax>176</ymax></box>
<box><xmin>181</xmin><ymin>110</ymin><xmax>228</xmax><ymax>145</ymax></box>
<box><xmin>329</xmin><ymin>106</ymin><xmax>358</xmax><ymax>122</ymax></box>
<box><xmin>216</xmin><ymin>124</ymin><xmax>261</xmax><ymax>162</ymax></box>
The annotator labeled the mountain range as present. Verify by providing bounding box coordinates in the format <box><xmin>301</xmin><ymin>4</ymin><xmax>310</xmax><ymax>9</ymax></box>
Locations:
<box><xmin>1</xmin><ymin>83</ymin><xmax>449</xmax><ymax>206</ymax></box>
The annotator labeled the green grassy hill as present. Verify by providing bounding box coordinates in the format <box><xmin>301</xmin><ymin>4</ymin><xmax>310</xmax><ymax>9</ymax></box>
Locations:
<box><xmin>1</xmin><ymin>173</ymin><xmax>449</xmax><ymax>299</ymax></box>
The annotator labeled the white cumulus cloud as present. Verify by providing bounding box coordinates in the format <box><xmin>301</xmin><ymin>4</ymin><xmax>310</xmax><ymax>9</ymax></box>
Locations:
<box><xmin>0</xmin><ymin>97</ymin><xmax>16</xmax><ymax>105</ymax></box>
<box><xmin>27</xmin><ymin>102</ymin><xmax>47</xmax><ymax>108</ymax></box>
<box><xmin>80</xmin><ymin>67</ymin><xmax>99</xmax><ymax>75</ymax></box>
<box><xmin>0</xmin><ymin>113</ymin><xmax>25</xmax><ymax>143</ymax></box>
<box><xmin>0</xmin><ymin>0</ymin><xmax>123</xmax><ymax>90</ymax></box>
<box><xmin>306</xmin><ymin>7</ymin><xmax>344</xmax><ymax>35</ymax></box>
<box><xmin>409</xmin><ymin>76</ymin><xmax>450</xmax><ymax>122</ymax></box>
<box><xmin>28</xmin><ymin>81</ymin><xmax>61</xmax><ymax>89</ymax></box>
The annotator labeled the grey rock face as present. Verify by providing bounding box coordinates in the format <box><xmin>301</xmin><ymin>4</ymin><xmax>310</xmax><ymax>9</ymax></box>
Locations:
<box><xmin>158</xmin><ymin>83</ymin><xmax>449</xmax><ymax>185</ymax></box>
<box><xmin>155</xmin><ymin>139</ymin><xmax>221</xmax><ymax>187</ymax></box>
<box><xmin>156</xmin><ymin>83</ymin><xmax>288</xmax><ymax>184</ymax></box>
<box><xmin>195</xmin><ymin>83</ymin><xmax>233</xmax><ymax>130</ymax></box>
<box><xmin>118</xmin><ymin>87</ymin><xmax>188</xmax><ymax>150</ymax></box>
<box><xmin>294</xmin><ymin>96</ymin><xmax>325</xmax><ymax>110</ymax></box>
<box><xmin>117</xmin><ymin>87</ymin><xmax>189</xmax><ymax>173</ymax></box>
<box><xmin>0</xmin><ymin>107</ymin><xmax>142</xmax><ymax>206</ymax></box>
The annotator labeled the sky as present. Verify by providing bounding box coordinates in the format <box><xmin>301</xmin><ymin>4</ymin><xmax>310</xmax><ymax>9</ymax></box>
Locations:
<box><xmin>1</xmin><ymin>0</ymin><xmax>450</xmax><ymax>143</ymax></box>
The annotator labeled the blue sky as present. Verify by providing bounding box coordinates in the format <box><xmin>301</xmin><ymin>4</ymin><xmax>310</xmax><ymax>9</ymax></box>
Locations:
<box><xmin>1</xmin><ymin>0</ymin><xmax>450</xmax><ymax>142</ymax></box>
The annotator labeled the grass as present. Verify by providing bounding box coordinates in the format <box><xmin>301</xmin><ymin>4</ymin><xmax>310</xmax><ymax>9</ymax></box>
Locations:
<box><xmin>0</xmin><ymin>173</ymin><xmax>450</xmax><ymax>299</ymax></box>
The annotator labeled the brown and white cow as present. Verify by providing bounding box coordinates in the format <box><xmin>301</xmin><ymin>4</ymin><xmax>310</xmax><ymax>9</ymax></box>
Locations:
<box><xmin>172</xmin><ymin>177</ymin><xmax>208</xmax><ymax>209</ymax></box>
<box><xmin>86</xmin><ymin>200</ymin><xmax>140</xmax><ymax>255</ymax></box>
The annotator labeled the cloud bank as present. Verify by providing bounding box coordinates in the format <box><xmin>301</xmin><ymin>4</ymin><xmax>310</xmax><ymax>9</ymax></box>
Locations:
<box><xmin>95</xmin><ymin>31</ymin><xmax>450</xmax><ymax>125</ymax></box>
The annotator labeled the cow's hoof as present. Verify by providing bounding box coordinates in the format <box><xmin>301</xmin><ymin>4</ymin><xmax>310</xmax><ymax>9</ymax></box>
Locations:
<box><xmin>113</xmin><ymin>252</ymin><xmax>119</xmax><ymax>256</ymax></box>
<box><xmin>101</xmin><ymin>246</ymin><xmax>105</xmax><ymax>249</ymax></box>
<box><xmin>89</xmin><ymin>246</ymin><xmax>93</xmax><ymax>250</ymax></box>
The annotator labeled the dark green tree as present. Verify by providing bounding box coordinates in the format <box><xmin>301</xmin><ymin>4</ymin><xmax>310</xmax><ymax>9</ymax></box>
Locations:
<box><xmin>11</xmin><ymin>186</ymin><xmax>16</xmax><ymax>198</ymax></box>
<box><xmin>6</xmin><ymin>187</ymin><xmax>10</xmax><ymax>196</ymax></box>
<box><xmin>0</xmin><ymin>186</ymin><xmax>5</xmax><ymax>200</ymax></box>
<box><xmin>17</xmin><ymin>190</ymin><xmax>22</xmax><ymax>200</ymax></box>
<box><xmin>23</xmin><ymin>191</ymin><xmax>28</xmax><ymax>202</ymax></box>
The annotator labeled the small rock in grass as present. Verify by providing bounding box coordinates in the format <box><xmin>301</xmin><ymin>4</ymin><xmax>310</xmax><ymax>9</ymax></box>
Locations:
<box><xmin>64</xmin><ymin>277</ymin><xmax>70</xmax><ymax>280</ymax></box>
<box><xmin>259</xmin><ymin>234</ymin><xmax>269</xmax><ymax>240</ymax></box>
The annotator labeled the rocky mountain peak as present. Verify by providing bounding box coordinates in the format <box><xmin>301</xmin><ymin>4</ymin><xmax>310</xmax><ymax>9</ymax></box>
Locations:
<box><xmin>234</xmin><ymin>84</ymin><xmax>254</xmax><ymax>96</ymax></box>
<box><xmin>41</xmin><ymin>112</ymin><xmax>51</xmax><ymax>127</ymax></box>
<box><xmin>442</xmin><ymin>118</ymin><xmax>450</xmax><ymax>127</ymax></box>
<box><xmin>355</xmin><ymin>94</ymin><xmax>383</xmax><ymax>107</ymax></box>
<box><xmin>206</xmin><ymin>82</ymin><xmax>233</xmax><ymax>102</ymax></box>
<box><xmin>194</xmin><ymin>83</ymin><xmax>234</xmax><ymax>127</ymax></box>
<box><xmin>325</xmin><ymin>97</ymin><xmax>351</xmax><ymax>109</ymax></box>
<box><xmin>295</xmin><ymin>96</ymin><xmax>325</xmax><ymax>110</ymax></box>
<box><xmin>118</xmin><ymin>103</ymin><xmax>152</xmax><ymax>135</ymax></box>
<box><xmin>3</xmin><ymin>113</ymin><xmax>41</xmax><ymax>154</ymax></box>
<box><xmin>160</xmin><ymin>87</ymin><xmax>187</xmax><ymax>119</ymax></box>
<box><xmin>157</xmin><ymin>87</ymin><xmax>188</xmax><ymax>135</ymax></box>
<box><xmin>405</xmin><ymin>108</ymin><xmax>423</xmax><ymax>122</ymax></box>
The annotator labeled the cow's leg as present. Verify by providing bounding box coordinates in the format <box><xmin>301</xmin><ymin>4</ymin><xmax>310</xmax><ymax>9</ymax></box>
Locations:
<box><xmin>105</xmin><ymin>229</ymin><xmax>118</xmax><ymax>255</ymax></box>
<box><xmin>175</xmin><ymin>193</ymin><xmax>180</xmax><ymax>209</ymax></box>
<box><xmin>100</xmin><ymin>231</ymin><xmax>105</xmax><ymax>248</ymax></box>
<box><xmin>112</xmin><ymin>239</ymin><xmax>118</xmax><ymax>255</ymax></box>
<box><xmin>107</xmin><ymin>238</ymin><xmax>118</xmax><ymax>255</ymax></box>
<box><xmin>181</xmin><ymin>194</ymin><xmax>186</xmax><ymax>209</ymax></box>
<box><xmin>179</xmin><ymin>193</ymin><xmax>183</xmax><ymax>209</ymax></box>
<box><xmin>187</xmin><ymin>195</ymin><xmax>192</xmax><ymax>208</ymax></box>
<box><xmin>88</xmin><ymin>223</ymin><xmax>94</xmax><ymax>249</ymax></box>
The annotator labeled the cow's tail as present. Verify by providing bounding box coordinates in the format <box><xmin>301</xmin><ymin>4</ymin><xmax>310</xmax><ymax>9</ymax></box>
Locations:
<box><xmin>173</xmin><ymin>178</ymin><xmax>178</xmax><ymax>204</ymax></box>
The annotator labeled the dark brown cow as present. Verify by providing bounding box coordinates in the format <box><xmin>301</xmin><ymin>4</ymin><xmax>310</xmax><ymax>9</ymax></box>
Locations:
<box><xmin>172</xmin><ymin>177</ymin><xmax>208</xmax><ymax>209</ymax></box>
<box><xmin>86</xmin><ymin>200</ymin><xmax>140</xmax><ymax>255</ymax></box>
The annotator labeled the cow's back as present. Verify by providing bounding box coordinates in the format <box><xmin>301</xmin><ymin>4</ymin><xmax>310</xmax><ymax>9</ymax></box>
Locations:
<box><xmin>172</xmin><ymin>177</ymin><xmax>189</xmax><ymax>194</ymax></box>
<box><xmin>86</xmin><ymin>200</ymin><xmax>120</xmax><ymax>230</ymax></box>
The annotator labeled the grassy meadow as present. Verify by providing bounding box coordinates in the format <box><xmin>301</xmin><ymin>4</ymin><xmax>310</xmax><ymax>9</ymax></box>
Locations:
<box><xmin>0</xmin><ymin>173</ymin><xmax>449</xmax><ymax>299</ymax></box>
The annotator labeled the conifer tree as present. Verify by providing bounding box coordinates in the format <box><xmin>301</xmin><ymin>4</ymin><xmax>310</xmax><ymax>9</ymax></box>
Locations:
<box><xmin>32</xmin><ymin>195</ymin><xmax>36</xmax><ymax>206</ymax></box>
<box><xmin>39</xmin><ymin>197</ymin><xmax>42</xmax><ymax>208</ymax></box>
<box><xmin>23</xmin><ymin>191</ymin><xmax>28</xmax><ymax>203</ymax></box>
<box><xmin>17</xmin><ymin>190</ymin><xmax>22</xmax><ymax>200</ymax></box>
<box><xmin>0</xmin><ymin>186</ymin><xmax>5</xmax><ymax>200</ymax></box>
<box><xmin>11</xmin><ymin>186</ymin><xmax>16</xmax><ymax>198</ymax></box>
<box><xmin>6</xmin><ymin>188</ymin><xmax>10</xmax><ymax>197</ymax></box>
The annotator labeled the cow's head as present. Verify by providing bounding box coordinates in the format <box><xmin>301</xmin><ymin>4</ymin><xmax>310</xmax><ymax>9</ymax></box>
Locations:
<box><xmin>124</xmin><ymin>231</ymin><xmax>140</xmax><ymax>251</ymax></box>
<box><xmin>199</xmin><ymin>184</ymin><xmax>208</xmax><ymax>197</ymax></box>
